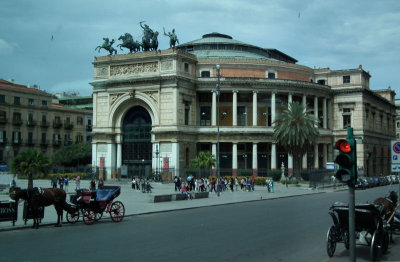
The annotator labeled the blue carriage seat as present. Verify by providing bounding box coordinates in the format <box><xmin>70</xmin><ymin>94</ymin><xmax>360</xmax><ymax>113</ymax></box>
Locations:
<box><xmin>96</xmin><ymin>186</ymin><xmax>121</xmax><ymax>202</ymax></box>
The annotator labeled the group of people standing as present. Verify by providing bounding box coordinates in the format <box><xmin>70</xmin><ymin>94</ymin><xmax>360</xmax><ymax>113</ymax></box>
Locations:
<box><xmin>50</xmin><ymin>175</ymin><xmax>104</xmax><ymax>192</ymax></box>
<box><xmin>131</xmin><ymin>177</ymin><xmax>153</xmax><ymax>193</ymax></box>
<box><xmin>51</xmin><ymin>176</ymin><xmax>69</xmax><ymax>191</ymax></box>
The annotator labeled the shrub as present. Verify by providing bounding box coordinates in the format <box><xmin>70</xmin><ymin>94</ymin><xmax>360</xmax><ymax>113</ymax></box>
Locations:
<box><xmin>300</xmin><ymin>171</ymin><xmax>310</xmax><ymax>181</ymax></box>
<box><xmin>268</xmin><ymin>170</ymin><xmax>282</xmax><ymax>181</ymax></box>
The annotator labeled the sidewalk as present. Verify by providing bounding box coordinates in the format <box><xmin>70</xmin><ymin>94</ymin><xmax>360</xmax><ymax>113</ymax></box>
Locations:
<box><xmin>0</xmin><ymin>179</ymin><xmax>342</xmax><ymax>231</ymax></box>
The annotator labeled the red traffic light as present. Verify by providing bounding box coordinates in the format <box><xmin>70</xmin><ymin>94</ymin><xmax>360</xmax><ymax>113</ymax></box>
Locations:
<box><xmin>335</xmin><ymin>139</ymin><xmax>352</xmax><ymax>153</ymax></box>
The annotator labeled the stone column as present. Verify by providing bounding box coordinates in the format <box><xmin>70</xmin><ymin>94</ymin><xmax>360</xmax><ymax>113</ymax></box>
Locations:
<box><xmin>288</xmin><ymin>93</ymin><xmax>292</xmax><ymax>104</ymax></box>
<box><xmin>323</xmin><ymin>98</ymin><xmax>327</xmax><ymax>129</ymax></box>
<box><xmin>314</xmin><ymin>96</ymin><xmax>318</xmax><ymax>127</ymax></box>
<box><xmin>253</xmin><ymin>91</ymin><xmax>258</xmax><ymax>126</ymax></box>
<box><xmin>271</xmin><ymin>92</ymin><xmax>276</xmax><ymax>127</ymax></box>
<box><xmin>252</xmin><ymin>143</ymin><xmax>258</xmax><ymax>176</ymax></box>
<box><xmin>314</xmin><ymin>144</ymin><xmax>319</xmax><ymax>169</ymax></box>
<box><xmin>212</xmin><ymin>91</ymin><xmax>216</xmax><ymax>126</ymax></box>
<box><xmin>233</xmin><ymin>91</ymin><xmax>237</xmax><ymax>126</ymax></box>
<box><xmin>232</xmin><ymin>143</ymin><xmax>238</xmax><ymax>176</ymax></box>
<box><xmin>327</xmin><ymin>99</ymin><xmax>332</xmax><ymax>129</ymax></box>
<box><xmin>212</xmin><ymin>143</ymin><xmax>217</xmax><ymax>176</ymax></box>
<box><xmin>271</xmin><ymin>143</ymin><xmax>276</xmax><ymax>169</ymax></box>
<box><xmin>302</xmin><ymin>95</ymin><xmax>307</xmax><ymax>111</ymax></box>
<box><xmin>302</xmin><ymin>153</ymin><xmax>307</xmax><ymax>170</ymax></box>
<box><xmin>117</xmin><ymin>143</ymin><xmax>122</xmax><ymax>177</ymax></box>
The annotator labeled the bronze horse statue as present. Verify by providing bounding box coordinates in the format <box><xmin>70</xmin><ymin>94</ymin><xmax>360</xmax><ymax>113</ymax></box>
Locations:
<box><xmin>95</xmin><ymin>37</ymin><xmax>117</xmax><ymax>55</ymax></box>
<box><xmin>117</xmin><ymin>33</ymin><xmax>141</xmax><ymax>53</ymax></box>
<box><xmin>9</xmin><ymin>187</ymin><xmax>74</xmax><ymax>229</ymax></box>
<box><xmin>373</xmin><ymin>191</ymin><xmax>398</xmax><ymax>242</ymax></box>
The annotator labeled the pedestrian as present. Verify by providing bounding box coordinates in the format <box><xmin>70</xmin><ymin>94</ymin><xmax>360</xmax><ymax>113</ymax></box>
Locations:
<box><xmin>136</xmin><ymin>177</ymin><xmax>141</xmax><ymax>190</ymax></box>
<box><xmin>210</xmin><ymin>178</ymin><xmax>216</xmax><ymax>192</ymax></box>
<box><xmin>235</xmin><ymin>177</ymin><xmax>239</xmax><ymax>191</ymax></box>
<box><xmin>90</xmin><ymin>178</ymin><xmax>96</xmax><ymax>191</ymax></box>
<box><xmin>132</xmin><ymin>177</ymin><xmax>136</xmax><ymax>189</ymax></box>
<box><xmin>246</xmin><ymin>177</ymin><xmax>251</xmax><ymax>191</ymax></box>
<box><xmin>64</xmin><ymin>176</ymin><xmax>69</xmax><ymax>192</ymax></box>
<box><xmin>174</xmin><ymin>176</ymin><xmax>179</xmax><ymax>191</ymax></box>
<box><xmin>75</xmin><ymin>175</ymin><xmax>81</xmax><ymax>190</ymax></box>
<box><xmin>266</xmin><ymin>178</ymin><xmax>270</xmax><ymax>192</ymax></box>
<box><xmin>58</xmin><ymin>176</ymin><xmax>64</xmax><ymax>190</ymax></box>
<box><xmin>52</xmin><ymin>177</ymin><xmax>57</xmax><ymax>188</ymax></box>
<box><xmin>251</xmin><ymin>176</ymin><xmax>255</xmax><ymax>191</ymax></box>
<box><xmin>10</xmin><ymin>178</ymin><xmax>16</xmax><ymax>188</ymax></box>
<box><xmin>230</xmin><ymin>178</ymin><xmax>234</xmax><ymax>192</ymax></box>
<box><xmin>181</xmin><ymin>182</ymin><xmax>191</xmax><ymax>200</ymax></box>
<box><xmin>98</xmin><ymin>178</ymin><xmax>104</xmax><ymax>188</ymax></box>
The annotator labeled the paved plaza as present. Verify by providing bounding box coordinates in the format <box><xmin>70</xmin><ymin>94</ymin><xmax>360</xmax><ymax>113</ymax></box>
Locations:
<box><xmin>0</xmin><ymin>179</ymin><xmax>344</xmax><ymax>231</ymax></box>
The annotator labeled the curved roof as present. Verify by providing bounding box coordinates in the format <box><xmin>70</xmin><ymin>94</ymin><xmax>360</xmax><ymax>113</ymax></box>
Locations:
<box><xmin>178</xmin><ymin>33</ymin><xmax>297</xmax><ymax>63</ymax></box>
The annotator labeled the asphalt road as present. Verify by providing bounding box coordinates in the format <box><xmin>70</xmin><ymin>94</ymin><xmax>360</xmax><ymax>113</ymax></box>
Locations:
<box><xmin>0</xmin><ymin>185</ymin><xmax>398</xmax><ymax>262</ymax></box>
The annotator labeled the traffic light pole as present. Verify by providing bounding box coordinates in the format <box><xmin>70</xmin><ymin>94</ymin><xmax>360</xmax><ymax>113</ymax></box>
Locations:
<box><xmin>347</xmin><ymin>127</ymin><xmax>356</xmax><ymax>262</ymax></box>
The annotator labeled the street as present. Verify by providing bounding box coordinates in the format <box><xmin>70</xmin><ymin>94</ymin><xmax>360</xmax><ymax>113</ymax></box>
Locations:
<box><xmin>0</xmin><ymin>185</ymin><xmax>398</xmax><ymax>262</ymax></box>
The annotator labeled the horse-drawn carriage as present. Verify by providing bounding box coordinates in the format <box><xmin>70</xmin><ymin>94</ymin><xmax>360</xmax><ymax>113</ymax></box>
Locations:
<box><xmin>326</xmin><ymin>203</ymin><xmax>390</xmax><ymax>260</ymax></box>
<box><xmin>66</xmin><ymin>186</ymin><xmax>125</xmax><ymax>225</ymax></box>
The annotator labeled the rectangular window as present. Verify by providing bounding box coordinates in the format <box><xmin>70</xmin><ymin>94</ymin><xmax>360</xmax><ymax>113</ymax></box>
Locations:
<box><xmin>201</xmin><ymin>71</ymin><xmax>210</xmax><ymax>78</ymax></box>
<box><xmin>185</xmin><ymin>103</ymin><xmax>190</xmax><ymax>125</ymax></box>
<box><xmin>343</xmin><ymin>75</ymin><xmax>350</xmax><ymax>84</ymax></box>
<box><xmin>268</xmin><ymin>72</ymin><xmax>276</xmax><ymax>79</ymax></box>
<box><xmin>14</xmin><ymin>97</ymin><xmax>20</xmax><ymax>105</ymax></box>
<box><xmin>0</xmin><ymin>111</ymin><xmax>6</xmax><ymax>123</ymax></box>
<box><xmin>42</xmin><ymin>100</ymin><xmax>48</xmax><ymax>107</ymax></box>
<box><xmin>77</xmin><ymin>117</ymin><xmax>83</xmax><ymax>125</ymax></box>
<box><xmin>0</xmin><ymin>130</ymin><xmax>4</xmax><ymax>143</ymax></box>
<box><xmin>28</xmin><ymin>132</ymin><xmax>33</xmax><ymax>144</ymax></box>
<box><xmin>317</xmin><ymin>80</ymin><xmax>326</xmax><ymax>85</ymax></box>
<box><xmin>184</xmin><ymin>63</ymin><xmax>189</xmax><ymax>72</ymax></box>
<box><xmin>343</xmin><ymin>108</ymin><xmax>351</xmax><ymax>129</ymax></box>
<box><xmin>0</xmin><ymin>95</ymin><xmax>5</xmax><ymax>103</ymax></box>
<box><xmin>41</xmin><ymin>133</ymin><xmax>46</xmax><ymax>143</ymax></box>
<box><xmin>238</xmin><ymin>106</ymin><xmax>247</xmax><ymax>126</ymax></box>
<box><xmin>200</xmin><ymin>106</ymin><xmax>211</xmax><ymax>126</ymax></box>
<box><xmin>28</xmin><ymin>98</ymin><xmax>34</xmax><ymax>106</ymax></box>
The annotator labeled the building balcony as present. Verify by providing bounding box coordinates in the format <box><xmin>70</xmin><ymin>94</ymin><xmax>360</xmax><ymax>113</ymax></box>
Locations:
<box><xmin>40</xmin><ymin>121</ymin><xmax>49</xmax><ymax>128</ymax></box>
<box><xmin>53</xmin><ymin>140</ymin><xmax>62</xmax><ymax>146</ymax></box>
<box><xmin>64</xmin><ymin>139</ymin><xmax>73</xmax><ymax>146</ymax></box>
<box><xmin>40</xmin><ymin>140</ymin><xmax>49</xmax><ymax>146</ymax></box>
<box><xmin>53</xmin><ymin>122</ymin><xmax>63</xmax><ymax>129</ymax></box>
<box><xmin>0</xmin><ymin>118</ymin><xmax>7</xmax><ymax>125</ymax></box>
<box><xmin>12</xmin><ymin>119</ymin><xmax>23</xmax><ymax>126</ymax></box>
<box><xmin>26</xmin><ymin>139</ymin><xmax>36</xmax><ymax>147</ymax></box>
<box><xmin>27</xmin><ymin>120</ymin><xmax>36</xmax><ymax>127</ymax></box>
<box><xmin>12</xmin><ymin>139</ymin><xmax>23</xmax><ymax>145</ymax></box>
<box><xmin>64</xmin><ymin>123</ymin><xmax>74</xmax><ymax>130</ymax></box>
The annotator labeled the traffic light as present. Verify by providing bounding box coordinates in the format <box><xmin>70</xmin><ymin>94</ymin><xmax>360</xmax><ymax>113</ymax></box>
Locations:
<box><xmin>334</xmin><ymin>138</ymin><xmax>357</xmax><ymax>185</ymax></box>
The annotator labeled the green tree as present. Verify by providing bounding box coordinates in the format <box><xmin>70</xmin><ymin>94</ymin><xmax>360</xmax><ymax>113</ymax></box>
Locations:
<box><xmin>273</xmin><ymin>102</ymin><xmax>319</xmax><ymax>174</ymax></box>
<box><xmin>190</xmin><ymin>151</ymin><xmax>216</xmax><ymax>177</ymax></box>
<box><xmin>52</xmin><ymin>142</ymin><xmax>92</xmax><ymax>166</ymax></box>
<box><xmin>10</xmin><ymin>148</ymin><xmax>50</xmax><ymax>189</ymax></box>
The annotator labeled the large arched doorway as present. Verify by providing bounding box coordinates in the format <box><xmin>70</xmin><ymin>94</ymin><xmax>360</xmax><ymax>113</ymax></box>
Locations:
<box><xmin>122</xmin><ymin>106</ymin><xmax>152</xmax><ymax>178</ymax></box>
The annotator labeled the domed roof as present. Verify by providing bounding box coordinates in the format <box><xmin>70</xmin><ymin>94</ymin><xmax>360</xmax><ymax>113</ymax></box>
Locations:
<box><xmin>178</xmin><ymin>33</ymin><xmax>297</xmax><ymax>63</ymax></box>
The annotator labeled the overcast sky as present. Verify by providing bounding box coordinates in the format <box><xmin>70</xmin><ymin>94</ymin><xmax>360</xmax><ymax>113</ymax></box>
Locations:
<box><xmin>1</xmin><ymin>0</ymin><xmax>399</xmax><ymax>96</ymax></box>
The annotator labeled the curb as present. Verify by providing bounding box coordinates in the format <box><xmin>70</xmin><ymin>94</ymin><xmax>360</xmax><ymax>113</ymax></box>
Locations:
<box><xmin>0</xmin><ymin>191</ymin><xmax>326</xmax><ymax>232</ymax></box>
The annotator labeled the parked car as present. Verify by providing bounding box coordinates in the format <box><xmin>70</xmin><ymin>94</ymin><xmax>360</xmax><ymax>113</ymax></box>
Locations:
<box><xmin>355</xmin><ymin>177</ymin><xmax>367</xmax><ymax>190</ymax></box>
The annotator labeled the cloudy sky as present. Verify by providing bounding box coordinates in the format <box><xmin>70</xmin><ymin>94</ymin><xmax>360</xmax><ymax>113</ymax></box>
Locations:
<box><xmin>1</xmin><ymin>0</ymin><xmax>400</xmax><ymax>96</ymax></box>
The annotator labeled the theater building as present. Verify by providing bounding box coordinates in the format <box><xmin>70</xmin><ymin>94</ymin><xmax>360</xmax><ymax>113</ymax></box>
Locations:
<box><xmin>91</xmin><ymin>33</ymin><xmax>395</xmax><ymax>180</ymax></box>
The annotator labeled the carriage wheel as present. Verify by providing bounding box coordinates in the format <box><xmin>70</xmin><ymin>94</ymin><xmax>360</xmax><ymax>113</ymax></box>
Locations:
<box><xmin>95</xmin><ymin>212</ymin><xmax>103</xmax><ymax>221</ymax></box>
<box><xmin>343</xmin><ymin>230</ymin><xmax>350</xmax><ymax>250</ymax></box>
<box><xmin>370</xmin><ymin>230</ymin><xmax>382</xmax><ymax>260</ymax></box>
<box><xmin>382</xmin><ymin>229</ymin><xmax>389</xmax><ymax>254</ymax></box>
<box><xmin>109</xmin><ymin>201</ymin><xmax>125</xmax><ymax>222</ymax></box>
<box><xmin>66</xmin><ymin>210</ymin><xmax>80</xmax><ymax>224</ymax></box>
<box><xmin>83</xmin><ymin>209</ymin><xmax>96</xmax><ymax>225</ymax></box>
<box><xmin>327</xmin><ymin>226</ymin><xmax>337</xmax><ymax>257</ymax></box>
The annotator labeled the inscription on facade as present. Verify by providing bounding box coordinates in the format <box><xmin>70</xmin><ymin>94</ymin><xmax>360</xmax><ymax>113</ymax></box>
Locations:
<box><xmin>110</xmin><ymin>63</ymin><xmax>158</xmax><ymax>77</ymax></box>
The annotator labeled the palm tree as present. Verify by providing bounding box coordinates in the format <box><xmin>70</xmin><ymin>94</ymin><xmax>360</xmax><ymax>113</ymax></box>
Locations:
<box><xmin>10</xmin><ymin>148</ymin><xmax>50</xmax><ymax>189</ymax></box>
<box><xmin>190</xmin><ymin>151</ymin><xmax>216</xmax><ymax>177</ymax></box>
<box><xmin>273</xmin><ymin>102</ymin><xmax>319</xmax><ymax>175</ymax></box>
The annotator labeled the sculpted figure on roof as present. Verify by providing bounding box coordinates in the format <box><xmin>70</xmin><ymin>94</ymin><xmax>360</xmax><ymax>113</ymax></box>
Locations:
<box><xmin>95</xmin><ymin>37</ymin><xmax>117</xmax><ymax>55</ymax></box>
<box><xmin>163</xmin><ymin>28</ymin><xmax>179</xmax><ymax>48</ymax></box>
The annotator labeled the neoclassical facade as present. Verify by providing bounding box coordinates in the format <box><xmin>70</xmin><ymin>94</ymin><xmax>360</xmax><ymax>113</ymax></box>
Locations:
<box><xmin>91</xmin><ymin>33</ymin><xmax>395</xmax><ymax>180</ymax></box>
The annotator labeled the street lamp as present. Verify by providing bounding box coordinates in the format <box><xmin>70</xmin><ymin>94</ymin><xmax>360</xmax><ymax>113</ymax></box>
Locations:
<box><xmin>155</xmin><ymin>145</ymin><xmax>159</xmax><ymax>177</ymax></box>
<box><xmin>216</xmin><ymin>64</ymin><xmax>221</xmax><ymax>196</ymax></box>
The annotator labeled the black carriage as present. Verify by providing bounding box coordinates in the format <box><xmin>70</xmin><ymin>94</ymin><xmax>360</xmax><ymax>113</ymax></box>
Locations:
<box><xmin>66</xmin><ymin>186</ymin><xmax>125</xmax><ymax>225</ymax></box>
<box><xmin>327</xmin><ymin>203</ymin><xmax>390</xmax><ymax>260</ymax></box>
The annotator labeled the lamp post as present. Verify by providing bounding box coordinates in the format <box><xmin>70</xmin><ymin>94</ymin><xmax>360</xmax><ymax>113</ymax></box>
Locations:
<box><xmin>155</xmin><ymin>145</ymin><xmax>159</xmax><ymax>177</ymax></box>
<box><xmin>216</xmin><ymin>64</ymin><xmax>221</xmax><ymax>196</ymax></box>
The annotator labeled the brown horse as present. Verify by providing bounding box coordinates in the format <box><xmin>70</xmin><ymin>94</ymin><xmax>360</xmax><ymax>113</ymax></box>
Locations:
<box><xmin>373</xmin><ymin>191</ymin><xmax>398</xmax><ymax>242</ymax></box>
<box><xmin>9</xmin><ymin>187</ymin><xmax>73</xmax><ymax>229</ymax></box>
